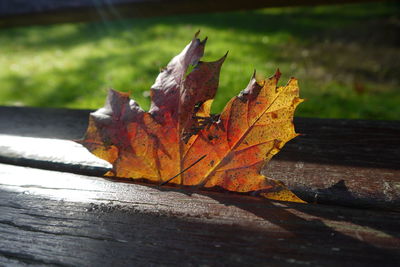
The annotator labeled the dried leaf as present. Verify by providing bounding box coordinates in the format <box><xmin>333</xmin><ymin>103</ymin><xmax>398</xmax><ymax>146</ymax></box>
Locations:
<box><xmin>79</xmin><ymin>33</ymin><xmax>305</xmax><ymax>203</ymax></box>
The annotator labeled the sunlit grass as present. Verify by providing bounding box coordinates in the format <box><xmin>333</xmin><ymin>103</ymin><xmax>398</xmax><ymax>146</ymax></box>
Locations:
<box><xmin>0</xmin><ymin>2</ymin><xmax>398</xmax><ymax>119</ymax></box>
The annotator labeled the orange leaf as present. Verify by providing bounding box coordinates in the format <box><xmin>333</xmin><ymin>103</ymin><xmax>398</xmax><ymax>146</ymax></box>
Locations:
<box><xmin>79</xmin><ymin>33</ymin><xmax>305</xmax><ymax>203</ymax></box>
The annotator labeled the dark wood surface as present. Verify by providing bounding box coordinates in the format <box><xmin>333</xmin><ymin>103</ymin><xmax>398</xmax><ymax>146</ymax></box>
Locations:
<box><xmin>0</xmin><ymin>106</ymin><xmax>399</xmax><ymax>265</ymax></box>
<box><xmin>0</xmin><ymin>0</ymin><xmax>385</xmax><ymax>28</ymax></box>
<box><xmin>1</xmin><ymin>163</ymin><xmax>399</xmax><ymax>266</ymax></box>
<box><xmin>1</xmin><ymin>106</ymin><xmax>399</xmax><ymax>210</ymax></box>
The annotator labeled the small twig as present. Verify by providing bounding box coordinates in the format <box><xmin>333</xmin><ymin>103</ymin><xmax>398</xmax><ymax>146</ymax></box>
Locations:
<box><xmin>159</xmin><ymin>155</ymin><xmax>207</xmax><ymax>186</ymax></box>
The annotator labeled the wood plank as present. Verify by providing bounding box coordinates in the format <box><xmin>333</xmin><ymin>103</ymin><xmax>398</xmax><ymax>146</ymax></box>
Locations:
<box><xmin>0</xmin><ymin>135</ymin><xmax>110</xmax><ymax>176</ymax></box>
<box><xmin>0</xmin><ymin>106</ymin><xmax>399</xmax><ymax>210</ymax></box>
<box><xmin>268</xmin><ymin>118</ymin><xmax>400</xmax><ymax>210</ymax></box>
<box><xmin>0</xmin><ymin>164</ymin><xmax>399</xmax><ymax>266</ymax></box>
<box><xmin>0</xmin><ymin>0</ymin><xmax>385</xmax><ymax>28</ymax></box>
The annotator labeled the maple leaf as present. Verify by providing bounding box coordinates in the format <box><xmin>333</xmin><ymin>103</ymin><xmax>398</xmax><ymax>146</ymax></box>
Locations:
<box><xmin>79</xmin><ymin>33</ymin><xmax>305</xmax><ymax>203</ymax></box>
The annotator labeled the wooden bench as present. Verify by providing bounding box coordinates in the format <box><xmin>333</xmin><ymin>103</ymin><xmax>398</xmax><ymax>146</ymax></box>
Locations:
<box><xmin>0</xmin><ymin>106</ymin><xmax>399</xmax><ymax>265</ymax></box>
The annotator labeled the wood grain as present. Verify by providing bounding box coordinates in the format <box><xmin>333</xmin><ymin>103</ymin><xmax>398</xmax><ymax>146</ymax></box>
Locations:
<box><xmin>0</xmin><ymin>106</ymin><xmax>399</xmax><ymax>210</ymax></box>
<box><xmin>0</xmin><ymin>164</ymin><xmax>399</xmax><ymax>266</ymax></box>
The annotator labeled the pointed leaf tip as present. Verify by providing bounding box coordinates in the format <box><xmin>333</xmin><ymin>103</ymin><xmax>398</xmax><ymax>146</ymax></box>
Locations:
<box><xmin>252</xmin><ymin>69</ymin><xmax>257</xmax><ymax>79</ymax></box>
<box><xmin>274</xmin><ymin>68</ymin><xmax>281</xmax><ymax>80</ymax></box>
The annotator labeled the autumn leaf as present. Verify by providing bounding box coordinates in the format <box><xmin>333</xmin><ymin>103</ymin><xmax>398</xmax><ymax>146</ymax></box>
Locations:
<box><xmin>78</xmin><ymin>33</ymin><xmax>305</xmax><ymax>203</ymax></box>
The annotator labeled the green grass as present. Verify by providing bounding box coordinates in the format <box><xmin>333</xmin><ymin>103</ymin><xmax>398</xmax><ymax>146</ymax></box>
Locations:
<box><xmin>0</xmin><ymin>2</ymin><xmax>399</xmax><ymax>120</ymax></box>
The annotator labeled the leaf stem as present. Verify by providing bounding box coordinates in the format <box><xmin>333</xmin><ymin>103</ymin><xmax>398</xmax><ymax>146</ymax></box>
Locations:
<box><xmin>159</xmin><ymin>154</ymin><xmax>207</xmax><ymax>186</ymax></box>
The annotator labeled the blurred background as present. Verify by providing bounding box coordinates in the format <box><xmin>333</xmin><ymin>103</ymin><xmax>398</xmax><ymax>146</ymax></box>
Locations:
<box><xmin>0</xmin><ymin>1</ymin><xmax>398</xmax><ymax>120</ymax></box>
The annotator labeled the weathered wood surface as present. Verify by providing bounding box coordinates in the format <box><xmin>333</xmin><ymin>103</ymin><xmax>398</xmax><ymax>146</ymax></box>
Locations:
<box><xmin>0</xmin><ymin>163</ymin><xmax>399</xmax><ymax>266</ymax></box>
<box><xmin>0</xmin><ymin>106</ymin><xmax>399</xmax><ymax>210</ymax></box>
<box><xmin>0</xmin><ymin>0</ymin><xmax>385</xmax><ymax>28</ymax></box>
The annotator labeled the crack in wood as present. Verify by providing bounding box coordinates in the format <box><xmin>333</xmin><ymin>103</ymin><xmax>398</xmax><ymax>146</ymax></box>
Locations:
<box><xmin>0</xmin><ymin>250</ymin><xmax>72</xmax><ymax>266</ymax></box>
<box><xmin>0</xmin><ymin>219</ymin><xmax>127</xmax><ymax>244</ymax></box>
